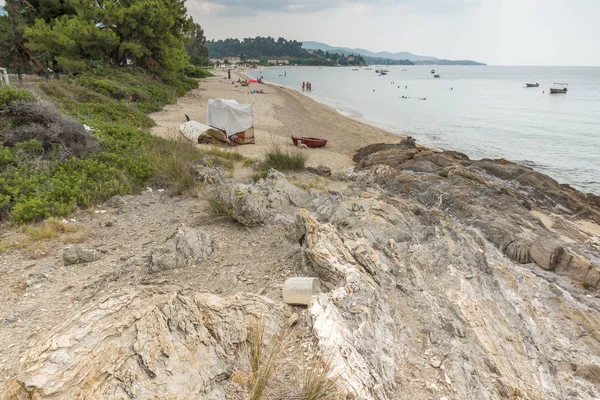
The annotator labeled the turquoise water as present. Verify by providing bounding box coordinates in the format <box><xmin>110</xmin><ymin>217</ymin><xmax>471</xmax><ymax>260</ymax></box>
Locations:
<box><xmin>247</xmin><ymin>66</ymin><xmax>600</xmax><ymax>195</ymax></box>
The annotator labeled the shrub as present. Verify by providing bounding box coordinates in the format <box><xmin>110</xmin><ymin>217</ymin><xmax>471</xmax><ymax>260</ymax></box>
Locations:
<box><xmin>185</xmin><ymin>65</ymin><xmax>213</xmax><ymax>79</ymax></box>
<box><xmin>1</xmin><ymin>100</ymin><xmax>99</xmax><ymax>158</ymax></box>
<box><xmin>263</xmin><ymin>146</ymin><xmax>307</xmax><ymax>171</ymax></box>
<box><xmin>0</xmin><ymin>86</ymin><xmax>36</xmax><ymax>108</ymax></box>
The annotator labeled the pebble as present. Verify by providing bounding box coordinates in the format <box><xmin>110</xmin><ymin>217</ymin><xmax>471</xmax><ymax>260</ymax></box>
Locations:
<box><xmin>4</xmin><ymin>314</ymin><xmax>17</xmax><ymax>323</ymax></box>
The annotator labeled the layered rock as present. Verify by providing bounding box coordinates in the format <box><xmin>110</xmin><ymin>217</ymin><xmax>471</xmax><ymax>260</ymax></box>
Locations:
<box><xmin>212</xmin><ymin>169</ymin><xmax>312</xmax><ymax>226</ymax></box>
<box><xmin>352</xmin><ymin>140</ymin><xmax>600</xmax><ymax>290</ymax></box>
<box><xmin>148</xmin><ymin>224</ymin><xmax>212</xmax><ymax>273</ymax></box>
<box><xmin>4</xmin><ymin>290</ymin><xmax>283</xmax><ymax>399</ymax></box>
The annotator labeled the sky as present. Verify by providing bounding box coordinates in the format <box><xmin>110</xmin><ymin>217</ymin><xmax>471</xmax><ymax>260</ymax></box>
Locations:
<box><xmin>186</xmin><ymin>0</ymin><xmax>600</xmax><ymax>66</ymax></box>
<box><xmin>1</xmin><ymin>0</ymin><xmax>597</xmax><ymax>65</ymax></box>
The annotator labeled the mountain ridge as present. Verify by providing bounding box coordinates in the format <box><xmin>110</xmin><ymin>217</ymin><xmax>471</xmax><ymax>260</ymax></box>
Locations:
<box><xmin>302</xmin><ymin>41</ymin><xmax>485</xmax><ymax>65</ymax></box>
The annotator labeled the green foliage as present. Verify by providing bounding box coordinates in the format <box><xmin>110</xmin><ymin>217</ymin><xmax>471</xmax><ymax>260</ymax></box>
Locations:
<box><xmin>207</xmin><ymin>37</ymin><xmax>308</xmax><ymax>60</ymax></box>
<box><xmin>0</xmin><ymin>67</ymin><xmax>201</xmax><ymax>224</ymax></box>
<box><xmin>26</xmin><ymin>15</ymin><xmax>120</xmax><ymax>72</ymax></box>
<box><xmin>1</xmin><ymin>1</ymin><xmax>33</xmax><ymax>81</ymax></box>
<box><xmin>0</xmin><ymin>86</ymin><xmax>36</xmax><ymax>108</ymax></box>
<box><xmin>185</xmin><ymin>22</ymin><xmax>208</xmax><ymax>60</ymax></box>
<box><xmin>185</xmin><ymin>65</ymin><xmax>213</xmax><ymax>79</ymax></box>
<box><xmin>206</xmin><ymin>36</ymin><xmax>368</xmax><ymax>66</ymax></box>
<box><xmin>25</xmin><ymin>0</ymin><xmax>193</xmax><ymax>73</ymax></box>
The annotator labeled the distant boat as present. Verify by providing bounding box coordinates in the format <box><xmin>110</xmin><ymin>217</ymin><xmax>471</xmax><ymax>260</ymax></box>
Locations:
<box><xmin>526</xmin><ymin>83</ymin><xmax>539</xmax><ymax>87</ymax></box>
<box><xmin>365</xmin><ymin>67</ymin><xmax>372</xmax><ymax>70</ymax></box>
<box><xmin>433</xmin><ymin>74</ymin><xmax>440</xmax><ymax>78</ymax></box>
<box><xmin>431</xmin><ymin>69</ymin><xmax>435</xmax><ymax>74</ymax></box>
<box><xmin>550</xmin><ymin>83</ymin><xmax>568</xmax><ymax>94</ymax></box>
<box><xmin>402</xmin><ymin>69</ymin><xmax>407</xmax><ymax>71</ymax></box>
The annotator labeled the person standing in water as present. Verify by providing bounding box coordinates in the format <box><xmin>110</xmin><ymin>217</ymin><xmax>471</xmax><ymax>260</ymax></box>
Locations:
<box><xmin>302</xmin><ymin>82</ymin><xmax>305</xmax><ymax>91</ymax></box>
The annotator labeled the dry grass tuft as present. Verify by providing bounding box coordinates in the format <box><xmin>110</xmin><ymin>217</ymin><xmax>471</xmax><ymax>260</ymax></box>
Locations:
<box><xmin>24</xmin><ymin>218</ymin><xmax>78</xmax><ymax>241</ymax></box>
<box><xmin>247</xmin><ymin>316</ymin><xmax>286</xmax><ymax>400</ymax></box>
<box><xmin>263</xmin><ymin>145</ymin><xmax>307</xmax><ymax>172</ymax></box>
<box><xmin>302</xmin><ymin>356</ymin><xmax>345</xmax><ymax>400</ymax></box>
<box><xmin>146</xmin><ymin>140</ymin><xmax>202</xmax><ymax>195</ymax></box>
<box><xmin>197</xmin><ymin>146</ymin><xmax>246</xmax><ymax>161</ymax></box>
<box><xmin>207</xmin><ymin>195</ymin><xmax>235</xmax><ymax>221</ymax></box>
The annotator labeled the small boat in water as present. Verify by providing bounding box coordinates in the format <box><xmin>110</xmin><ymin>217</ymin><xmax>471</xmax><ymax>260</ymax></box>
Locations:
<box><xmin>550</xmin><ymin>83</ymin><xmax>568</xmax><ymax>94</ymax></box>
<box><xmin>526</xmin><ymin>83</ymin><xmax>539</xmax><ymax>87</ymax></box>
<box><xmin>291</xmin><ymin>136</ymin><xmax>328</xmax><ymax>148</ymax></box>
<box><xmin>433</xmin><ymin>74</ymin><xmax>440</xmax><ymax>78</ymax></box>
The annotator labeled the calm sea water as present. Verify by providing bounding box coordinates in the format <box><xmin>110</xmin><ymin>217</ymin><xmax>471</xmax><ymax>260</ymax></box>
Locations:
<box><xmin>247</xmin><ymin>66</ymin><xmax>600</xmax><ymax>195</ymax></box>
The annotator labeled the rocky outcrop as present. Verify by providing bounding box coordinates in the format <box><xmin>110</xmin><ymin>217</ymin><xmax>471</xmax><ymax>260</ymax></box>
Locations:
<box><xmin>148</xmin><ymin>224</ymin><xmax>212</xmax><ymax>273</ymax></box>
<box><xmin>4</xmin><ymin>290</ymin><xmax>284</xmax><ymax>400</ymax></box>
<box><xmin>295</xmin><ymin>209</ymin><xmax>395</xmax><ymax>400</ymax></box>
<box><xmin>293</xmin><ymin>174</ymin><xmax>600</xmax><ymax>399</ymax></box>
<box><xmin>213</xmin><ymin>169</ymin><xmax>312</xmax><ymax>226</ymax></box>
<box><xmin>351</xmin><ymin>142</ymin><xmax>600</xmax><ymax>290</ymax></box>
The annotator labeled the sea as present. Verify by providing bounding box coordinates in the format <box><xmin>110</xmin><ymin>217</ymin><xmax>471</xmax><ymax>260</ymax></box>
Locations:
<box><xmin>246</xmin><ymin>66</ymin><xmax>600</xmax><ymax>195</ymax></box>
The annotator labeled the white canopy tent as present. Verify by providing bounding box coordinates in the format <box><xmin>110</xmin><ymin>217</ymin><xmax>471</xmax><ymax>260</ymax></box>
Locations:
<box><xmin>206</xmin><ymin>99</ymin><xmax>254</xmax><ymax>144</ymax></box>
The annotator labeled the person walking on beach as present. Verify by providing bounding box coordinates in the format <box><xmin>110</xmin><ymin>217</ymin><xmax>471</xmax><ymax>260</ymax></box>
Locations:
<box><xmin>302</xmin><ymin>82</ymin><xmax>305</xmax><ymax>91</ymax></box>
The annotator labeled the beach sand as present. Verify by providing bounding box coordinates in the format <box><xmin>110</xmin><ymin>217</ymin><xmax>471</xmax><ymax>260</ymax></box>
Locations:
<box><xmin>149</xmin><ymin>71</ymin><xmax>401</xmax><ymax>171</ymax></box>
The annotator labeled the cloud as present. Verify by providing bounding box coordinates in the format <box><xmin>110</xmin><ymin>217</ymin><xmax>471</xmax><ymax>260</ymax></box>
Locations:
<box><xmin>189</xmin><ymin>0</ymin><xmax>479</xmax><ymax>16</ymax></box>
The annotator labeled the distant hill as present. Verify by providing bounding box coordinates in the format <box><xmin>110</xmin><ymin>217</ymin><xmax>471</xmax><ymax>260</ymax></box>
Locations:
<box><xmin>302</xmin><ymin>41</ymin><xmax>435</xmax><ymax>62</ymax></box>
<box><xmin>302</xmin><ymin>41</ymin><xmax>485</xmax><ymax>66</ymax></box>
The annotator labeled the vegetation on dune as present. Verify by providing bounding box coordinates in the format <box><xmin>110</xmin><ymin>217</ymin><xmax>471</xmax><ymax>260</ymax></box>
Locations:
<box><xmin>0</xmin><ymin>69</ymin><xmax>203</xmax><ymax>224</ymax></box>
<box><xmin>0</xmin><ymin>0</ymin><xmax>219</xmax><ymax>225</ymax></box>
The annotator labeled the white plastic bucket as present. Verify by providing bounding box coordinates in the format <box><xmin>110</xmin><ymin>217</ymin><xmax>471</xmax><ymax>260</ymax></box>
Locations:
<box><xmin>282</xmin><ymin>277</ymin><xmax>322</xmax><ymax>306</ymax></box>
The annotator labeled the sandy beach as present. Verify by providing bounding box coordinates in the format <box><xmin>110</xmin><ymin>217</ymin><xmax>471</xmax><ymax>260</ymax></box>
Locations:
<box><xmin>149</xmin><ymin>71</ymin><xmax>401</xmax><ymax>171</ymax></box>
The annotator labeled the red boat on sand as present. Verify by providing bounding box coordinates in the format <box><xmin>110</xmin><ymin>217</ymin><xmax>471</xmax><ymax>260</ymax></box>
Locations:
<box><xmin>291</xmin><ymin>136</ymin><xmax>327</xmax><ymax>148</ymax></box>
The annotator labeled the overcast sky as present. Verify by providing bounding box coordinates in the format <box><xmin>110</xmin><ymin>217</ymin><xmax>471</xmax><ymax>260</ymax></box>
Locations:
<box><xmin>187</xmin><ymin>0</ymin><xmax>600</xmax><ymax>66</ymax></box>
<box><xmin>2</xmin><ymin>0</ymin><xmax>597</xmax><ymax>65</ymax></box>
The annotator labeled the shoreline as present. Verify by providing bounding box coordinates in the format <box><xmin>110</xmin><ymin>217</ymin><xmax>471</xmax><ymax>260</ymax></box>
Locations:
<box><xmin>150</xmin><ymin>71</ymin><xmax>402</xmax><ymax>172</ymax></box>
<box><xmin>152</xmin><ymin>70</ymin><xmax>597</xmax><ymax>197</ymax></box>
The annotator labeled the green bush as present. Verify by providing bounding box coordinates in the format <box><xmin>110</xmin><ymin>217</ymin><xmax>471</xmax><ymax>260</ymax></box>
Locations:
<box><xmin>0</xmin><ymin>86</ymin><xmax>36</xmax><ymax>108</ymax></box>
<box><xmin>0</xmin><ymin>67</ymin><xmax>203</xmax><ymax>224</ymax></box>
<box><xmin>185</xmin><ymin>65</ymin><xmax>213</xmax><ymax>79</ymax></box>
